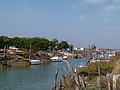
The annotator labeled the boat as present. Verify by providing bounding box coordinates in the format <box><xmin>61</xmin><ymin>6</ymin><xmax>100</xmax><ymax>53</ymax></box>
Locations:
<box><xmin>63</xmin><ymin>56</ymin><xmax>68</xmax><ymax>60</ymax></box>
<box><xmin>30</xmin><ymin>59</ymin><xmax>43</xmax><ymax>65</ymax></box>
<box><xmin>29</xmin><ymin>44</ymin><xmax>43</xmax><ymax>65</ymax></box>
<box><xmin>50</xmin><ymin>56</ymin><xmax>63</xmax><ymax>62</ymax></box>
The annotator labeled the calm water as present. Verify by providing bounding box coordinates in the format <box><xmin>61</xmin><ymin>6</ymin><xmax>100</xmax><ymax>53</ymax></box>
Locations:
<box><xmin>0</xmin><ymin>58</ymin><xmax>87</xmax><ymax>90</ymax></box>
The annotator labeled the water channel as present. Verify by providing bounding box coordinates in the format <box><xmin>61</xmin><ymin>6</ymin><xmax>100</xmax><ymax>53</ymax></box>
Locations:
<box><xmin>0</xmin><ymin>58</ymin><xmax>87</xmax><ymax>90</ymax></box>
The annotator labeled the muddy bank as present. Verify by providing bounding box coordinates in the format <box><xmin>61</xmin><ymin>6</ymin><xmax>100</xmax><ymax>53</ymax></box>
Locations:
<box><xmin>0</xmin><ymin>59</ymin><xmax>30</xmax><ymax>68</ymax></box>
<box><xmin>0</xmin><ymin>58</ymin><xmax>52</xmax><ymax>69</ymax></box>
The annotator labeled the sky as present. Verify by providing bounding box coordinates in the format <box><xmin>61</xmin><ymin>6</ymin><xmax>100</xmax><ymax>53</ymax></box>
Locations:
<box><xmin>0</xmin><ymin>0</ymin><xmax>120</xmax><ymax>48</ymax></box>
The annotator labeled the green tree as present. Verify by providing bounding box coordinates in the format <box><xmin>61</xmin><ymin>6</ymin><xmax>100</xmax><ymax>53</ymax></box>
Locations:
<box><xmin>0</xmin><ymin>36</ymin><xmax>70</xmax><ymax>51</ymax></box>
<box><xmin>30</xmin><ymin>37</ymin><xmax>50</xmax><ymax>51</ymax></box>
<box><xmin>50</xmin><ymin>39</ymin><xmax>58</xmax><ymax>50</ymax></box>
<box><xmin>0</xmin><ymin>36</ymin><xmax>10</xmax><ymax>48</ymax></box>
<box><xmin>58</xmin><ymin>41</ymin><xmax>69</xmax><ymax>50</ymax></box>
<box><xmin>10</xmin><ymin>37</ymin><xmax>27</xmax><ymax>49</ymax></box>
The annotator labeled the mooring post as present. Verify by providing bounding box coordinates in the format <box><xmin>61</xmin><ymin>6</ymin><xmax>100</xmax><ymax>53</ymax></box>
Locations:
<box><xmin>54</xmin><ymin>69</ymin><xmax>59</xmax><ymax>90</ymax></box>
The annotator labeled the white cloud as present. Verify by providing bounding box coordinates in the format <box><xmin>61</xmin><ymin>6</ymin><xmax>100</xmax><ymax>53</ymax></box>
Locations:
<box><xmin>79</xmin><ymin>15</ymin><xmax>87</xmax><ymax>20</ymax></box>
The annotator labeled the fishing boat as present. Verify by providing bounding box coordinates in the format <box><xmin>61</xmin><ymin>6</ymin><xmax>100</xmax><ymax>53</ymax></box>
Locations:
<box><xmin>30</xmin><ymin>59</ymin><xmax>43</xmax><ymax>65</ymax></box>
<box><xmin>50</xmin><ymin>56</ymin><xmax>63</xmax><ymax>62</ymax></box>
<box><xmin>29</xmin><ymin>44</ymin><xmax>43</xmax><ymax>65</ymax></box>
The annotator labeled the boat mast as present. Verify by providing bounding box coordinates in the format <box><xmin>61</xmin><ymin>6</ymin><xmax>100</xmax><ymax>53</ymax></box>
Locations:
<box><xmin>29</xmin><ymin>44</ymin><xmax>32</xmax><ymax>60</ymax></box>
<box><xmin>87</xmin><ymin>44</ymin><xmax>91</xmax><ymax>62</ymax></box>
<box><xmin>3</xmin><ymin>44</ymin><xmax>9</xmax><ymax>68</ymax></box>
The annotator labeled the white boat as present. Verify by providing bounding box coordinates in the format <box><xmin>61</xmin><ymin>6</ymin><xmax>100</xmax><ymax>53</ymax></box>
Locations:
<box><xmin>30</xmin><ymin>59</ymin><xmax>43</xmax><ymax>65</ymax></box>
<box><xmin>63</xmin><ymin>56</ymin><xmax>68</xmax><ymax>60</ymax></box>
<box><xmin>28</xmin><ymin>44</ymin><xmax>43</xmax><ymax>65</ymax></box>
<box><xmin>50</xmin><ymin>56</ymin><xmax>63</xmax><ymax>62</ymax></box>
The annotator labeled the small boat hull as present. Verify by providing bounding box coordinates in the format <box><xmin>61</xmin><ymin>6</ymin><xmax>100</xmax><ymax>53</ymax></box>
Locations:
<box><xmin>30</xmin><ymin>60</ymin><xmax>43</xmax><ymax>65</ymax></box>
<box><xmin>50</xmin><ymin>56</ymin><xmax>63</xmax><ymax>62</ymax></box>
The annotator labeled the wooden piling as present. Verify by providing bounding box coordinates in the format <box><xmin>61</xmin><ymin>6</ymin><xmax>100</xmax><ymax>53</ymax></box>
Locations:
<box><xmin>54</xmin><ymin>69</ymin><xmax>59</xmax><ymax>90</ymax></box>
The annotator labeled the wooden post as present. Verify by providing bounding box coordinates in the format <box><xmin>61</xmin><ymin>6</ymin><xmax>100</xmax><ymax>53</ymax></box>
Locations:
<box><xmin>98</xmin><ymin>67</ymin><xmax>101</xmax><ymax>77</ymax></box>
<box><xmin>113</xmin><ymin>75</ymin><xmax>120</xmax><ymax>90</ymax></box>
<box><xmin>79</xmin><ymin>75</ymin><xmax>87</xmax><ymax>90</ymax></box>
<box><xmin>97</xmin><ymin>77</ymin><xmax>101</xmax><ymax>90</ymax></box>
<box><xmin>74</xmin><ymin>75</ymin><xmax>81</xmax><ymax>90</ymax></box>
<box><xmin>57</xmin><ymin>79</ymin><xmax>62</xmax><ymax>90</ymax></box>
<box><xmin>106</xmin><ymin>74</ymin><xmax>111</xmax><ymax>90</ymax></box>
<box><xmin>62</xmin><ymin>74</ymin><xmax>68</xmax><ymax>88</ymax></box>
<box><xmin>54</xmin><ymin>69</ymin><xmax>59</xmax><ymax>90</ymax></box>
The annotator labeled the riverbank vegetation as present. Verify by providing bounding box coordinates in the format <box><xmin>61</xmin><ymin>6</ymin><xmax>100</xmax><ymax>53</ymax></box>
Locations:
<box><xmin>75</xmin><ymin>56</ymin><xmax>120</xmax><ymax>90</ymax></box>
<box><xmin>77</xmin><ymin>62</ymin><xmax>113</xmax><ymax>77</ymax></box>
<box><xmin>55</xmin><ymin>53</ymin><xmax>120</xmax><ymax>90</ymax></box>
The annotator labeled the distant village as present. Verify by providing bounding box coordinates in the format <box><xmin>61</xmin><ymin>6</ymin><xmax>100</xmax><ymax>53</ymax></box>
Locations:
<box><xmin>0</xmin><ymin>44</ymin><xmax>118</xmax><ymax>62</ymax></box>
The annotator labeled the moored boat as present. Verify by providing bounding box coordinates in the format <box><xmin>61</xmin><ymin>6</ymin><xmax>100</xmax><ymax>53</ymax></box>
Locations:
<box><xmin>30</xmin><ymin>59</ymin><xmax>43</xmax><ymax>65</ymax></box>
<box><xmin>63</xmin><ymin>56</ymin><xmax>68</xmax><ymax>60</ymax></box>
<box><xmin>50</xmin><ymin>56</ymin><xmax>63</xmax><ymax>62</ymax></box>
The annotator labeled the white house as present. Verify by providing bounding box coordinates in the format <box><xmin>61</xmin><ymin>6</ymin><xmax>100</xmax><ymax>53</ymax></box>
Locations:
<box><xmin>9</xmin><ymin>46</ymin><xmax>22</xmax><ymax>53</ymax></box>
<box><xmin>9</xmin><ymin>46</ymin><xmax>18</xmax><ymax>50</ymax></box>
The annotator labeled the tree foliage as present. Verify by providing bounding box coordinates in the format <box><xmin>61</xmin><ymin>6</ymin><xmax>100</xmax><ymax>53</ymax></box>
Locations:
<box><xmin>11</xmin><ymin>37</ymin><xmax>50</xmax><ymax>50</ymax></box>
<box><xmin>0</xmin><ymin>36</ymin><xmax>10</xmax><ymax>48</ymax></box>
<box><xmin>58</xmin><ymin>41</ymin><xmax>69</xmax><ymax>50</ymax></box>
<box><xmin>0</xmin><ymin>36</ymin><xmax>70</xmax><ymax>51</ymax></box>
<box><xmin>49</xmin><ymin>39</ymin><xmax>58</xmax><ymax>50</ymax></box>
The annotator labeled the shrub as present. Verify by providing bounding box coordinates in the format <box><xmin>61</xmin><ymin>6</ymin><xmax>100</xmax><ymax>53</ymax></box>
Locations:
<box><xmin>77</xmin><ymin>62</ymin><xmax>113</xmax><ymax>76</ymax></box>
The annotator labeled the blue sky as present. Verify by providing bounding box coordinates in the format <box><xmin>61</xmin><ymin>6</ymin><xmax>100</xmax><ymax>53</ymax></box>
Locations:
<box><xmin>0</xmin><ymin>0</ymin><xmax>120</xmax><ymax>48</ymax></box>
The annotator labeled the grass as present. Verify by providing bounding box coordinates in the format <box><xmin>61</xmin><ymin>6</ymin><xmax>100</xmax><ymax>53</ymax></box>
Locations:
<box><xmin>77</xmin><ymin>62</ymin><xmax>113</xmax><ymax>77</ymax></box>
<box><xmin>112</xmin><ymin>60</ymin><xmax>120</xmax><ymax>75</ymax></box>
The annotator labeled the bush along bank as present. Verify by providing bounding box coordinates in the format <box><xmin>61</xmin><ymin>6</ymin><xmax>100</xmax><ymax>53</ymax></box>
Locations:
<box><xmin>76</xmin><ymin>62</ymin><xmax>120</xmax><ymax>90</ymax></box>
<box><xmin>52</xmin><ymin>61</ymin><xmax>120</xmax><ymax>90</ymax></box>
